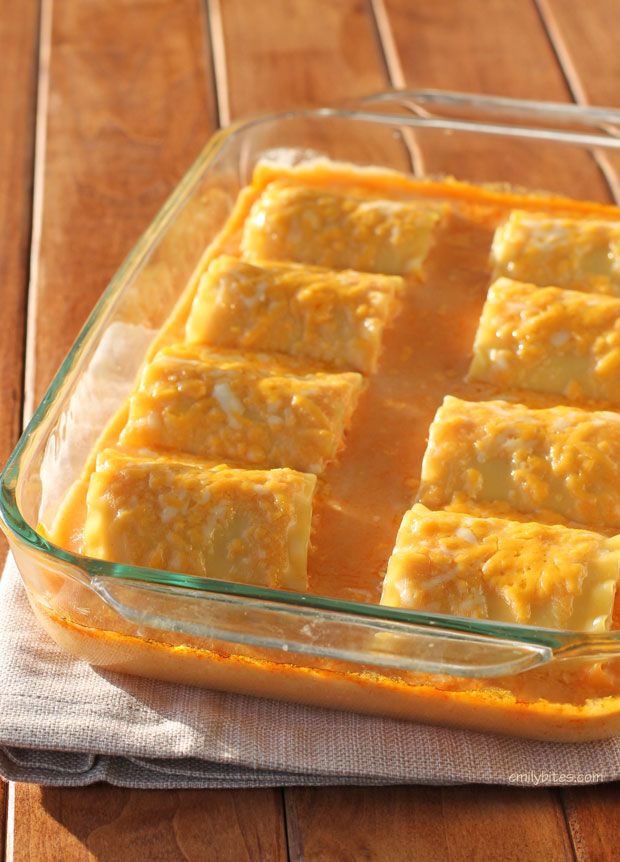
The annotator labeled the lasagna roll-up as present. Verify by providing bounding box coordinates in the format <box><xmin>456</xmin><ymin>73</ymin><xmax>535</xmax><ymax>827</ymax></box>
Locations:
<box><xmin>186</xmin><ymin>256</ymin><xmax>402</xmax><ymax>374</ymax></box>
<box><xmin>418</xmin><ymin>396</ymin><xmax>620</xmax><ymax>531</ymax></box>
<box><xmin>84</xmin><ymin>450</ymin><xmax>316</xmax><ymax>590</ymax></box>
<box><xmin>120</xmin><ymin>345</ymin><xmax>364</xmax><ymax>474</ymax></box>
<box><xmin>381</xmin><ymin>504</ymin><xmax>619</xmax><ymax>631</ymax></box>
<box><xmin>469</xmin><ymin>277</ymin><xmax>620</xmax><ymax>404</ymax></box>
<box><xmin>241</xmin><ymin>181</ymin><xmax>445</xmax><ymax>275</ymax></box>
<box><xmin>491</xmin><ymin>210</ymin><xmax>620</xmax><ymax>295</ymax></box>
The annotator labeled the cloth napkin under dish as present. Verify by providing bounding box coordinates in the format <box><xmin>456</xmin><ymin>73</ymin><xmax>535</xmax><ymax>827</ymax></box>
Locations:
<box><xmin>1</xmin><ymin>555</ymin><xmax>619</xmax><ymax>788</ymax></box>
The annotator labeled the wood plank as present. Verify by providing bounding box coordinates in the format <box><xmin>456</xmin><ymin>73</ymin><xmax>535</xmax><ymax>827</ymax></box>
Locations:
<box><xmin>0</xmin><ymin>0</ymin><xmax>40</xmax><ymax>852</ymax></box>
<box><xmin>214</xmin><ymin>0</ymin><xmax>388</xmax><ymax>119</ymax></box>
<box><xmin>0</xmin><ymin>0</ymin><xmax>40</xmax><ymax>554</ymax></box>
<box><xmin>27</xmin><ymin>0</ymin><xmax>217</xmax><ymax>406</ymax></box>
<box><xmin>13</xmin><ymin>1</ymin><xmax>287</xmax><ymax>859</ymax></box>
<box><xmin>11</xmin><ymin>785</ymin><xmax>287</xmax><ymax>862</ymax></box>
<box><xmin>211</xmin><ymin>0</ymin><xmax>411</xmax><ymax>169</ymax></box>
<box><xmin>285</xmin><ymin>785</ymin><xmax>574</xmax><ymax>862</ymax></box>
<box><xmin>376</xmin><ymin>0</ymin><xmax>612</xmax><ymax>200</ymax></box>
<box><xmin>537</xmin><ymin>0</ymin><xmax>620</xmax><ymax>107</ymax></box>
<box><xmin>537</xmin><ymin>0</ymin><xmax>620</xmax><ymax>199</ymax></box>
<box><xmin>377</xmin><ymin>0</ymin><xmax>569</xmax><ymax>97</ymax></box>
<box><xmin>0</xmin><ymin>780</ymin><xmax>5</xmax><ymax>862</ymax></box>
<box><xmin>560</xmin><ymin>784</ymin><xmax>620</xmax><ymax>862</ymax></box>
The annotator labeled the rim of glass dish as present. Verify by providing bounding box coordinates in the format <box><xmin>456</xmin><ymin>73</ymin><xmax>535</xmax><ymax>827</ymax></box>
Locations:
<box><xmin>3</xmin><ymin>90</ymin><xmax>620</xmax><ymax>656</ymax></box>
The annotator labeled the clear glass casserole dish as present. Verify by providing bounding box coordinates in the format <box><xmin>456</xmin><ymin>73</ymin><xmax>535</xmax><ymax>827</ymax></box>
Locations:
<box><xmin>3</xmin><ymin>90</ymin><xmax>620</xmax><ymax>741</ymax></box>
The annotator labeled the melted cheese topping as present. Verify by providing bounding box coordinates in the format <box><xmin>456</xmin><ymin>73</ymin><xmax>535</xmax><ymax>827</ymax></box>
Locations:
<box><xmin>120</xmin><ymin>344</ymin><xmax>364</xmax><ymax>474</ymax></box>
<box><xmin>491</xmin><ymin>210</ymin><xmax>620</xmax><ymax>295</ymax></box>
<box><xmin>84</xmin><ymin>450</ymin><xmax>316</xmax><ymax>590</ymax></box>
<box><xmin>44</xmin><ymin>166</ymin><xmax>620</xmax><ymax>733</ymax></box>
<box><xmin>185</xmin><ymin>256</ymin><xmax>402</xmax><ymax>374</ymax></box>
<box><xmin>381</xmin><ymin>504</ymin><xmax>619</xmax><ymax>631</ymax></box>
<box><xmin>469</xmin><ymin>277</ymin><xmax>620</xmax><ymax>404</ymax></box>
<box><xmin>418</xmin><ymin>396</ymin><xmax>620</xmax><ymax>531</ymax></box>
<box><xmin>241</xmin><ymin>181</ymin><xmax>445</xmax><ymax>275</ymax></box>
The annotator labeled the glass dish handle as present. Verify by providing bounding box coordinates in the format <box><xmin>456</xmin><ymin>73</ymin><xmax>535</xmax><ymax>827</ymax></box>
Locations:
<box><xmin>91</xmin><ymin>576</ymin><xmax>553</xmax><ymax>679</ymax></box>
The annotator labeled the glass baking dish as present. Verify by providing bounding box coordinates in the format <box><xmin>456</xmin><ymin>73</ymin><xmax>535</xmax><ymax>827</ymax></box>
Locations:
<box><xmin>3</xmin><ymin>90</ymin><xmax>620</xmax><ymax>741</ymax></box>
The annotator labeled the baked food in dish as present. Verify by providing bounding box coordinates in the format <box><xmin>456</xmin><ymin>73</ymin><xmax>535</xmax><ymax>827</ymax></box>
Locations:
<box><xmin>241</xmin><ymin>180</ymin><xmax>445</xmax><ymax>275</ymax></box>
<box><xmin>491</xmin><ymin>210</ymin><xmax>620</xmax><ymax>295</ymax></box>
<box><xmin>36</xmin><ymin>156</ymin><xmax>620</xmax><ymax>739</ymax></box>
<box><xmin>185</xmin><ymin>256</ymin><xmax>402</xmax><ymax>374</ymax></box>
<box><xmin>468</xmin><ymin>277</ymin><xmax>620</xmax><ymax>404</ymax></box>
<box><xmin>120</xmin><ymin>344</ymin><xmax>364</xmax><ymax>474</ymax></box>
<box><xmin>381</xmin><ymin>504</ymin><xmax>619</xmax><ymax>631</ymax></box>
<box><xmin>418</xmin><ymin>396</ymin><xmax>620</xmax><ymax>531</ymax></box>
<box><xmin>55</xmin><ymin>172</ymin><xmax>620</xmax><ymax>627</ymax></box>
<box><xmin>84</xmin><ymin>449</ymin><xmax>316</xmax><ymax>590</ymax></box>
<box><xmin>60</xmin><ymin>172</ymin><xmax>446</xmax><ymax>592</ymax></box>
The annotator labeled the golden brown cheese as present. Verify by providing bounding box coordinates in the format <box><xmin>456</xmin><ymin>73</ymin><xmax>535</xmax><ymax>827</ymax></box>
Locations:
<box><xmin>185</xmin><ymin>256</ymin><xmax>402</xmax><ymax>374</ymax></box>
<box><xmin>491</xmin><ymin>210</ymin><xmax>620</xmax><ymax>295</ymax></box>
<box><xmin>418</xmin><ymin>396</ymin><xmax>620</xmax><ymax>531</ymax></box>
<box><xmin>381</xmin><ymin>504</ymin><xmax>619</xmax><ymax>631</ymax></box>
<box><xmin>84</xmin><ymin>450</ymin><xmax>316</xmax><ymax>590</ymax></box>
<box><xmin>468</xmin><ymin>277</ymin><xmax>620</xmax><ymax>404</ymax></box>
<box><xmin>120</xmin><ymin>345</ymin><xmax>364</xmax><ymax>474</ymax></box>
<box><xmin>240</xmin><ymin>180</ymin><xmax>445</xmax><ymax>275</ymax></box>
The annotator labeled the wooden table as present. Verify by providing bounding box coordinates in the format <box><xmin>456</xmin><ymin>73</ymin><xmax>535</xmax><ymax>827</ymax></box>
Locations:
<box><xmin>1</xmin><ymin>0</ymin><xmax>619</xmax><ymax>858</ymax></box>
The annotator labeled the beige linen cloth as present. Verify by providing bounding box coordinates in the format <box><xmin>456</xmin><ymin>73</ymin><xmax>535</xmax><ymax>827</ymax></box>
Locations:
<box><xmin>1</xmin><ymin>555</ymin><xmax>619</xmax><ymax>788</ymax></box>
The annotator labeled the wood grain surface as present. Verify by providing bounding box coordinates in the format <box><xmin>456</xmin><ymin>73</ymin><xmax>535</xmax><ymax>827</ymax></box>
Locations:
<box><xmin>2</xmin><ymin>0</ymin><xmax>620</xmax><ymax>860</ymax></box>
<box><xmin>11</xmin><ymin>786</ymin><xmax>287</xmax><ymax>862</ymax></box>
<box><xmin>0</xmin><ymin>0</ymin><xmax>39</xmax><ymax>560</ymax></box>
<box><xmin>285</xmin><ymin>786</ymin><xmax>574</xmax><ymax>862</ymax></box>
<box><xmin>212</xmin><ymin>0</ymin><xmax>413</xmax><ymax>168</ymax></box>
<box><xmin>561</xmin><ymin>784</ymin><xmax>620</xmax><ymax>862</ymax></box>
<box><xmin>213</xmin><ymin>0</ymin><xmax>388</xmax><ymax>118</ymax></box>
<box><xmin>0</xmin><ymin>0</ymin><xmax>39</xmax><ymax>845</ymax></box>
<box><xmin>380</xmin><ymin>0</ymin><xmax>567</xmax><ymax>97</ymax></box>
<box><xmin>26</xmin><ymin>0</ymin><xmax>217</xmax><ymax>407</ymax></box>
<box><xmin>537</xmin><ymin>0</ymin><xmax>620</xmax><ymax>198</ymax></box>
<box><xmin>379</xmin><ymin>0</ymin><xmax>612</xmax><ymax>199</ymax></box>
<box><xmin>537</xmin><ymin>0</ymin><xmax>620</xmax><ymax>106</ymax></box>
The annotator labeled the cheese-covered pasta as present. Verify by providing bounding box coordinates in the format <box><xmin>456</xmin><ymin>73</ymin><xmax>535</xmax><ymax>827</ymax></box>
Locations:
<box><xmin>241</xmin><ymin>181</ymin><xmax>445</xmax><ymax>275</ymax></box>
<box><xmin>186</xmin><ymin>256</ymin><xmax>401</xmax><ymax>374</ymax></box>
<box><xmin>120</xmin><ymin>344</ymin><xmax>364</xmax><ymax>474</ymax></box>
<box><xmin>469</xmin><ymin>277</ymin><xmax>620</xmax><ymax>405</ymax></box>
<box><xmin>84</xmin><ymin>450</ymin><xmax>316</xmax><ymax>590</ymax></box>
<box><xmin>491</xmin><ymin>210</ymin><xmax>620</xmax><ymax>295</ymax></box>
<box><xmin>381</xmin><ymin>503</ymin><xmax>619</xmax><ymax>631</ymax></box>
<box><xmin>418</xmin><ymin>396</ymin><xmax>620</xmax><ymax>530</ymax></box>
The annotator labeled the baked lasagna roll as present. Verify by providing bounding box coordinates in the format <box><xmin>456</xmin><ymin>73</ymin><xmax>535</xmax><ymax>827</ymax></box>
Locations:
<box><xmin>120</xmin><ymin>345</ymin><xmax>364</xmax><ymax>474</ymax></box>
<box><xmin>418</xmin><ymin>396</ymin><xmax>620</xmax><ymax>530</ymax></box>
<box><xmin>84</xmin><ymin>450</ymin><xmax>316</xmax><ymax>590</ymax></box>
<box><xmin>469</xmin><ymin>277</ymin><xmax>620</xmax><ymax>404</ymax></box>
<box><xmin>381</xmin><ymin>504</ymin><xmax>619</xmax><ymax>631</ymax></box>
<box><xmin>241</xmin><ymin>181</ymin><xmax>445</xmax><ymax>275</ymax></box>
<box><xmin>185</xmin><ymin>256</ymin><xmax>402</xmax><ymax>374</ymax></box>
<box><xmin>491</xmin><ymin>210</ymin><xmax>620</xmax><ymax>295</ymax></box>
